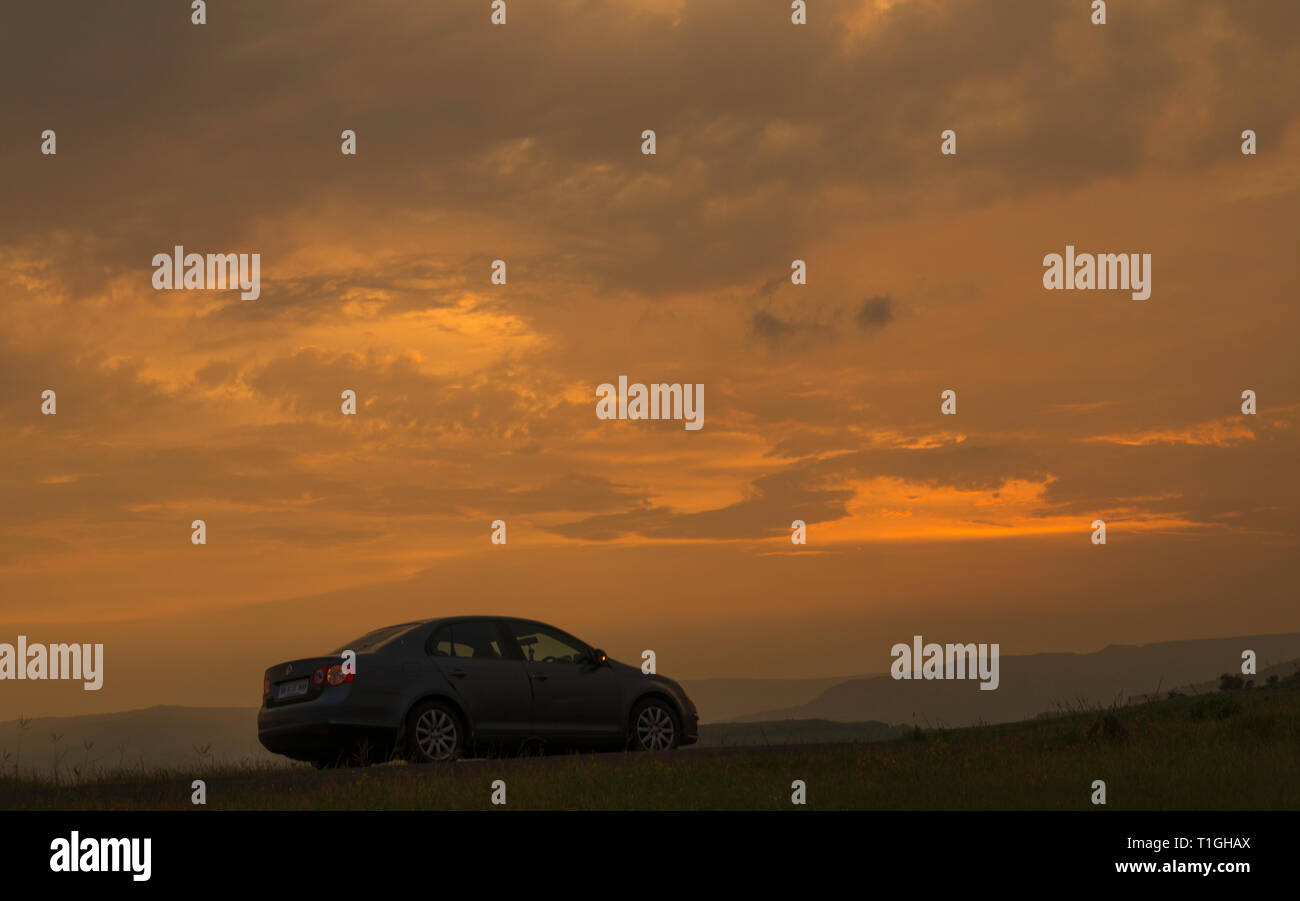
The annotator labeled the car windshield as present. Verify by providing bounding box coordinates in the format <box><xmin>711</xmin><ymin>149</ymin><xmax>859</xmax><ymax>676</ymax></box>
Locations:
<box><xmin>331</xmin><ymin>622</ymin><xmax>421</xmax><ymax>655</ymax></box>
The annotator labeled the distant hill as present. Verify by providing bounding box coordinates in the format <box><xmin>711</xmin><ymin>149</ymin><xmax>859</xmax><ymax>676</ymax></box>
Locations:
<box><xmin>1126</xmin><ymin>657</ymin><xmax>1300</xmax><ymax>705</ymax></box>
<box><xmin>679</xmin><ymin>675</ymin><xmax>870</xmax><ymax>723</ymax></box>
<box><xmin>733</xmin><ymin>633</ymin><xmax>1300</xmax><ymax>726</ymax></box>
<box><xmin>0</xmin><ymin>706</ymin><xmax>272</xmax><ymax>778</ymax></box>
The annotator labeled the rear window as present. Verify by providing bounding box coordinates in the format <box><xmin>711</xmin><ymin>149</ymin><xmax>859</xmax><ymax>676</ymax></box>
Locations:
<box><xmin>331</xmin><ymin>622</ymin><xmax>421</xmax><ymax>655</ymax></box>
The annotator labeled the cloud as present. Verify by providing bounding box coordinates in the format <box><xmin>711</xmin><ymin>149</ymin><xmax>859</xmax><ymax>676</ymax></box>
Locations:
<box><xmin>3</xmin><ymin>0</ymin><xmax>1295</xmax><ymax>298</ymax></box>
<box><xmin>1082</xmin><ymin>418</ymin><xmax>1256</xmax><ymax>447</ymax></box>
<box><xmin>749</xmin><ymin>309</ymin><xmax>835</xmax><ymax>350</ymax></box>
<box><xmin>549</xmin><ymin>467</ymin><xmax>856</xmax><ymax>541</ymax></box>
<box><xmin>1</xmin><ymin>0</ymin><xmax>1297</xmax><ymax>684</ymax></box>
<box><xmin>856</xmin><ymin>295</ymin><xmax>894</xmax><ymax>330</ymax></box>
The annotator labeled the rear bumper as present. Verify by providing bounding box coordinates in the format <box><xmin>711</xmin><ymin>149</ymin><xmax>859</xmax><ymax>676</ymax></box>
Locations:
<box><xmin>258</xmin><ymin>699</ymin><xmax>397</xmax><ymax>761</ymax></box>
<box><xmin>258</xmin><ymin>720</ymin><xmax>397</xmax><ymax>761</ymax></box>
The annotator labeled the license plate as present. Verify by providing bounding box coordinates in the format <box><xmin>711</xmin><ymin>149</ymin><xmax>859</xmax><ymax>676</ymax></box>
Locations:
<box><xmin>276</xmin><ymin>678</ymin><xmax>309</xmax><ymax>700</ymax></box>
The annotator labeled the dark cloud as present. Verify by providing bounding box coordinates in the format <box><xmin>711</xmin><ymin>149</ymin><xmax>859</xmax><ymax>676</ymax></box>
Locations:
<box><xmin>749</xmin><ymin>309</ymin><xmax>836</xmax><ymax>350</ymax></box>
<box><xmin>2</xmin><ymin>0</ymin><xmax>1294</xmax><ymax>298</ymax></box>
<box><xmin>856</xmin><ymin>295</ymin><xmax>894</xmax><ymax>330</ymax></box>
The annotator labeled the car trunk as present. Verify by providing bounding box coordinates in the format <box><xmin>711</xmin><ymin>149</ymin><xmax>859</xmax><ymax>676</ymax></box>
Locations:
<box><xmin>262</xmin><ymin>657</ymin><xmax>342</xmax><ymax>708</ymax></box>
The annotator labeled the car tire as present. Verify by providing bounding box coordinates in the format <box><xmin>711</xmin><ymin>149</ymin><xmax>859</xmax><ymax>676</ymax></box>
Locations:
<box><xmin>628</xmin><ymin>697</ymin><xmax>681</xmax><ymax>751</ymax></box>
<box><xmin>405</xmin><ymin>699</ymin><xmax>465</xmax><ymax>763</ymax></box>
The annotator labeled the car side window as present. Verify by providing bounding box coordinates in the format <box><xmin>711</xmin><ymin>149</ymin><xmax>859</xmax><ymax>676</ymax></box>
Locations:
<box><xmin>430</xmin><ymin>625</ymin><xmax>454</xmax><ymax>657</ymax></box>
<box><xmin>507</xmin><ymin>622</ymin><xmax>587</xmax><ymax>664</ymax></box>
<box><xmin>445</xmin><ymin>621</ymin><xmax>505</xmax><ymax>660</ymax></box>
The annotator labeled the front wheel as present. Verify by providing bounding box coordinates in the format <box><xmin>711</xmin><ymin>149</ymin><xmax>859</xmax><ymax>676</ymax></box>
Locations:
<box><xmin>406</xmin><ymin>700</ymin><xmax>465</xmax><ymax>763</ymax></box>
<box><xmin>629</xmin><ymin>698</ymin><xmax>681</xmax><ymax>751</ymax></box>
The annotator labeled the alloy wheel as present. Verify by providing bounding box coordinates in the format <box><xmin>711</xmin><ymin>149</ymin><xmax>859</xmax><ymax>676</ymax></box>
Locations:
<box><xmin>415</xmin><ymin>708</ymin><xmax>459</xmax><ymax>760</ymax></box>
<box><xmin>636</xmin><ymin>704</ymin><xmax>675</xmax><ymax>751</ymax></box>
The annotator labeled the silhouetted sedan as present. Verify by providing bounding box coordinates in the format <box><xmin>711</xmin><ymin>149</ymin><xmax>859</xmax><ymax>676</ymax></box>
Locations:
<box><xmin>257</xmin><ymin>616</ymin><xmax>699</xmax><ymax>767</ymax></box>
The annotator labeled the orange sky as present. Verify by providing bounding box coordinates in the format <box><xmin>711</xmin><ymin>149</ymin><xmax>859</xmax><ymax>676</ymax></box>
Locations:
<box><xmin>1</xmin><ymin>0</ymin><xmax>1298</xmax><ymax>717</ymax></box>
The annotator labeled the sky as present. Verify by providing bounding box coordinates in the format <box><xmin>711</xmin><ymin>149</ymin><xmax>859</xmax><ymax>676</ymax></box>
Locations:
<box><xmin>1</xmin><ymin>0</ymin><xmax>1297</xmax><ymax>718</ymax></box>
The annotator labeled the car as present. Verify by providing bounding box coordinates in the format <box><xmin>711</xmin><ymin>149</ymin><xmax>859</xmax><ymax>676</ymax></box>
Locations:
<box><xmin>257</xmin><ymin>616</ymin><xmax>700</xmax><ymax>768</ymax></box>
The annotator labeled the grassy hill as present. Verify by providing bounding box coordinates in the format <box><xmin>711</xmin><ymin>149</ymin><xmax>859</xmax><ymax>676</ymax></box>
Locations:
<box><xmin>4</xmin><ymin>670</ymin><xmax>1297</xmax><ymax>810</ymax></box>
<box><xmin>698</xmin><ymin>718</ymin><xmax>902</xmax><ymax>746</ymax></box>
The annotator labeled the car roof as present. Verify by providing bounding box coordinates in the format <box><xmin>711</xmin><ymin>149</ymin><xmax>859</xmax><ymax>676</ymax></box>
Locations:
<box><xmin>402</xmin><ymin>616</ymin><xmax>554</xmax><ymax>628</ymax></box>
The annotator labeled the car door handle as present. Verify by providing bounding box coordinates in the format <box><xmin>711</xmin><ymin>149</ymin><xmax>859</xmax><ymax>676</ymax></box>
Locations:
<box><xmin>531</xmin><ymin>672</ymin><xmax>548</xmax><ymax>681</ymax></box>
<box><xmin>448</xmin><ymin>669</ymin><xmax>468</xmax><ymax>678</ymax></box>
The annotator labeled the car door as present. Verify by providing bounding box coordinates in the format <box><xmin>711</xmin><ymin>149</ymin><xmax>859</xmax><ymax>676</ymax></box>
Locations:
<box><xmin>428</xmin><ymin>620</ymin><xmax>532</xmax><ymax>738</ymax></box>
<box><xmin>503</xmin><ymin>621</ymin><xmax>623</xmax><ymax>739</ymax></box>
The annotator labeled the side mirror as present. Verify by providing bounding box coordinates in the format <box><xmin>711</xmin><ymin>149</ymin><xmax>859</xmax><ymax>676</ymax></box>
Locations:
<box><xmin>589</xmin><ymin>648</ymin><xmax>609</xmax><ymax>666</ymax></box>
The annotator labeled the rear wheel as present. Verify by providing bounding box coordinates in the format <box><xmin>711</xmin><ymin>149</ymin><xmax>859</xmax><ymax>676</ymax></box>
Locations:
<box><xmin>629</xmin><ymin>698</ymin><xmax>681</xmax><ymax>751</ymax></box>
<box><xmin>406</xmin><ymin>700</ymin><xmax>464</xmax><ymax>763</ymax></box>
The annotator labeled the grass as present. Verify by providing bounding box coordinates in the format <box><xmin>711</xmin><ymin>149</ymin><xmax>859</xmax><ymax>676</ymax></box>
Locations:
<box><xmin>3</xmin><ymin>676</ymin><xmax>1298</xmax><ymax>810</ymax></box>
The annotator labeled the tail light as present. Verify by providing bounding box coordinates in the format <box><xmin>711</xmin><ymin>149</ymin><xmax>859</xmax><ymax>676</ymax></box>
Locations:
<box><xmin>312</xmin><ymin>667</ymin><xmax>326</xmax><ymax>686</ymax></box>
<box><xmin>326</xmin><ymin>663</ymin><xmax>354</xmax><ymax>686</ymax></box>
<box><xmin>262</xmin><ymin>678</ymin><xmax>270</xmax><ymax>702</ymax></box>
